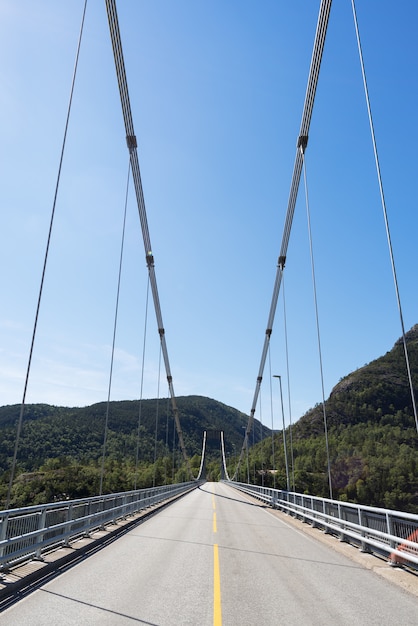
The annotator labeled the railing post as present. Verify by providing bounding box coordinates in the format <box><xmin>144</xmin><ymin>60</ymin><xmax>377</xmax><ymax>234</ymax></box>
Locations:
<box><xmin>301</xmin><ymin>496</ymin><xmax>309</xmax><ymax>524</ymax></box>
<box><xmin>387</xmin><ymin>512</ymin><xmax>395</xmax><ymax>548</ymax></box>
<box><xmin>88</xmin><ymin>498</ymin><xmax>97</xmax><ymax>535</ymax></box>
<box><xmin>0</xmin><ymin>512</ymin><xmax>9</xmax><ymax>567</ymax></box>
<box><xmin>122</xmin><ymin>494</ymin><xmax>128</xmax><ymax>520</ymax></box>
<box><xmin>338</xmin><ymin>503</ymin><xmax>347</xmax><ymax>542</ymax></box>
<box><xmin>64</xmin><ymin>502</ymin><xmax>74</xmax><ymax>546</ymax></box>
<box><xmin>386</xmin><ymin>512</ymin><xmax>399</xmax><ymax>566</ymax></box>
<box><xmin>289</xmin><ymin>492</ymin><xmax>296</xmax><ymax>518</ymax></box>
<box><xmin>310</xmin><ymin>496</ymin><xmax>318</xmax><ymax>528</ymax></box>
<box><xmin>323</xmin><ymin>499</ymin><xmax>330</xmax><ymax>534</ymax></box>
<box><xmin>35</xmin><ymin>508</ymin><xmax>47</xmax><ymax>559</ymax></box>
<box><xmin>358</xmin><ymin>507</ymin><xmax>370</xmax><ymax>553</ymax></box>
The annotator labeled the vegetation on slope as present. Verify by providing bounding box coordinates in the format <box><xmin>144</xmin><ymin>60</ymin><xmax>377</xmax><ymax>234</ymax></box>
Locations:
<box><xmin>229</xmin><ymin>325</ymin><xmax>418</xmax><ymax>512</ymax></box>
<box><xmin>0</xmin><ymin>396</ymin><xmax>268</xmax><ymax>507</ymax></box>
<box><xmin>1</xmin><ymin>326</ymin><xmax>418</xmax><ymax>512</ymax></box>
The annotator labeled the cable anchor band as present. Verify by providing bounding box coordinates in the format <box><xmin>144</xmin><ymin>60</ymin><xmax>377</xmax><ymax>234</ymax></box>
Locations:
<box><xmin>297</xmin><ymin>134</ymin><xmax>309</xmax><ymax>153</ymax></box>
<box><xmin>126</xmin><ymin>134</ymin><xmax>137</xmax><ymax>152</ymax></box>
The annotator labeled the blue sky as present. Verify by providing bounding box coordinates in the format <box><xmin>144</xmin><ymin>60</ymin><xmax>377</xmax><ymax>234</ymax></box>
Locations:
<box><xmin>1</xmin><ymin>1</ymin><xmax>417</xmax><ymax>433</ymax></box>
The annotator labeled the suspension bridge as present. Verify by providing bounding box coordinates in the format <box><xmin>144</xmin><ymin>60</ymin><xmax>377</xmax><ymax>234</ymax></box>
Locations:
<box><xmin>1</xmin><ymin>0</ymin><xmax>418</xmax><ymax>622</ymax></box>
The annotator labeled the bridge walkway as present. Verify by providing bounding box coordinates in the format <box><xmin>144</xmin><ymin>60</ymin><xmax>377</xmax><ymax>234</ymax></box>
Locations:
<box><xmin>1</xmin><ymin>482</ymin><xmax>418</xmax><ymax>625</ymax></box>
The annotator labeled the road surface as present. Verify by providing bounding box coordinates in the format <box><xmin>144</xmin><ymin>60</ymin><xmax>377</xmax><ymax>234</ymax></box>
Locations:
<box><xmin>1</xmin><ymin>482</ymin><xmax>417</xmax><ymax>624</ymax></box>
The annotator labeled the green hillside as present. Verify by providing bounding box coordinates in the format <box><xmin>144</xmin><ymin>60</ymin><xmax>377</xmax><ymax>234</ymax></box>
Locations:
<box><xmin>236</xmin><ymin>325</ymin><xmax>418</xmax><ymax>512</ymax></box>
<box><xmin>0</xmin><ymin>396</ymin><xmax>268</xmax><ymax>507</ymax></box>
<box><xmin>2</xmin><ymin>326</ymin><xmax>418</xmax><ymax>512</ymax></box>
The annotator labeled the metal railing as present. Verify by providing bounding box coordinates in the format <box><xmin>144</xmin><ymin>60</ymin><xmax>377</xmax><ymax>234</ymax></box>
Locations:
<box><xmin>0</xmin><ymin>482</ymin><xmax>197</xmax><ymax>571</ymax></box>
<box><xmin>228</xmin><ymin>482</ymin><xmax>418</xmax><ymax>569</ymax></box>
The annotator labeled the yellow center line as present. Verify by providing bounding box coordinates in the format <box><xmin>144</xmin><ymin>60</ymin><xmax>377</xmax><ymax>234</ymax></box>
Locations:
<box><xmin>212</xmin><ymin>489</ymin><xmax>222</xmax><ymax>623</ymax></box>
<box><xmin>213</xmin><ymin>544</ymin><xmax>222</xmax><ymax>626</ymax></box>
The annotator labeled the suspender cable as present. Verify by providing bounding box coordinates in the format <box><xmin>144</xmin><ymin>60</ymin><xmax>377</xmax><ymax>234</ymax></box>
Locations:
<box><xmin>99</xmin><ymin>158</ymin><xmax>130</xmax><ymax>496</ymax></box>
<box><xmin>134</xmin><ymin>275</ymin><xmax>150</xmax><ymax>490</ymax></box>
<box><xmin>282</xmin><ymin>271</ymin><xmax>296</xmax><ymax>491</ymax></box>
<box><xmin>153</xmin><ymin>343</ymin><xmax>162</xmax><ymax>487</ymax></box>
<box><xmin>258</xmin><ymin>389</ymin><xmax>265</xmax><ymax>487</ymax></box>
<box><xmin>6</xmin><ymin>0</ymin><xmax>88</xmax><ymax>508</ymax></box>
<box><xmin>164</xmin><ymin>392</ymin><xmax>170</xmax><ymax>484</ymax></box>
<box><xmin>351</xmin><ymin>0</ymin><xmax>418</xmax><ymax>436</ymax></box>
<box><xmin>268</xmin><ymin>345</ymin><xmax>276</xmax><ymax>489</ymax></box>
<box><xmin>301</xmin><ymin>145</ymin><xmax>333</xmax><ymax>499</ymax></box>
<box><xmin>273</xmin><ymin>374</ymin><xmax>290</xmax><ymax>491</ymax></box>
<box><xmin>232</xmin><ymin>0</ymin><xmax>333</xmax><ymax>481</ymax></box>
<box><xmin>172</xmin><ymin>408</ymin><xmax>177</xmax><ymax>482</ymax></box>
<box><xmin>105</xmin><ymin>0</ymin><xmax>193</xmax><ymax>478</ymax></box>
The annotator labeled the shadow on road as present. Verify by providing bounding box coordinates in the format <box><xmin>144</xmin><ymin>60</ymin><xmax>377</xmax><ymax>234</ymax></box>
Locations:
<box><xmin>198</xmin><ymin>483</ymin><xmax>268</xmax><ymax>508</ymax></box>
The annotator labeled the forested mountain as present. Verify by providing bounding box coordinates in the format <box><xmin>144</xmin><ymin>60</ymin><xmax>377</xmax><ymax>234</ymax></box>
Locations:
<box><xmin>0</xmin><ymin>396</ymin><xmax>268</xmax><ymax>507</ymax></box>
<box><xmin>237</xmin><ymin>325</ymin><xmax>418</xmax><ymax>512</ymax></box>
<box><xmin>1</xmin><ymin>326</ymin><xmax>418</xmax><ymax>512</ymax></box>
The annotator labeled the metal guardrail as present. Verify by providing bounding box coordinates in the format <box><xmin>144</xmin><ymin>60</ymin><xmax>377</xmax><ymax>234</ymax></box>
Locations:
<box><xmin>0</xmin><ymin>482</ymin><xmax>197</xmax><ymax>571</ymax></box>
<box><xmin>228</xmin><ymin>482</ymin><xmax>418</xmax><ymax>569</ymax></box>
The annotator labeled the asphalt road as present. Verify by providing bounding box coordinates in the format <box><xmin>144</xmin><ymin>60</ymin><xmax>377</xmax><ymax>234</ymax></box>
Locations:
<box><xmin>1</xmin><ymin>482</ymin><xmax>418</xmax><ymax>625</ymax></box>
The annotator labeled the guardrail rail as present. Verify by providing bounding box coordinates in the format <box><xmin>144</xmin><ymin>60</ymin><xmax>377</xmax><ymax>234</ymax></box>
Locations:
<box><xmin>227</xmin><ymin>482</ymin><xmax>418</xmax><ymax>570</ymax></box>
<box><xmin>0</xmin><ymin>482</ymin><xmax>197</xmax><ymax>571</ymax></box>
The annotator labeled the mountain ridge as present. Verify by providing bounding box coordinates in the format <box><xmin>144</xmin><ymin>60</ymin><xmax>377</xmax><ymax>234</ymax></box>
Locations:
<box><xmin>1</xmin><ymin>327</ymin><xmax>417</xmax><ymax>511</ymax></box>
<box><xmin>0</xmin><ymin>395</ymin><xmax>268</xmax><ymax>506</ymax></box>
<box><xmin>243</xmin><ymin>325</ymin><xmax>418</xmax><ymax>512</ymax></box>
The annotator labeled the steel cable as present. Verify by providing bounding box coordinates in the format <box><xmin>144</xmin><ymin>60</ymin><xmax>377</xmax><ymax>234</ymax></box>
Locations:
<box><xmin>99</xmin><ymin>158</ymin><xmax>130</xmax><ymax>496</ymax></box>
<box><xmin>221</xmin><ymin>430</ymin><xmax>232</xmax><ymax>482</ymax></box>
<box><xmin>232</xmin><ymin>0</ymin><xmax>333</xmax><ymax>481</ymax></box>
<box><xmin>196</xmin><ymin>431</ymin><xmax>207</xmax><ymax>481</ymax></box>
<box><xmin>153</xmin><ymin>343</ymin><xmax>162</xmax><ymax>487</ymax></box>
<box><xmin>281</xmin><ymin>271</ymin><xmax>296</xmax><ymax>491</ymax></box>
<box><xmin>351</xmin><ymin>0</ymin><xmax>418</xmax><ymax>436</ymax></box>
<box><xmin>134</xmin><ymin>276</ymin><xmax>150</xmax><ymax>490</ymax></box>
<box><xmin>301</xmin><ymin>146</ymin><xmax>333</xmax><ymax>499</ymax></box>
<box><xmin>6</xmin><ymin>0</ymin><xmax>89</xmax><ymax>507</ymax></box>
<box><xmin>105</xmin><ymin>0</ymin><xmax>193</xmax><ymax>478</ymax></box>
<box><xmin>268</xmin><ymin>345</ymin><xmax>276</xmax><ymax>489</ymax></box>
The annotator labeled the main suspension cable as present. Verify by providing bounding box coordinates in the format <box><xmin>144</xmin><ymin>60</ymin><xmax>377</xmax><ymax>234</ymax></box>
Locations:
<box><xmin>105</xmin><ymin>0</ymin><xmax>193</xmax><ymax>477</ymax></box>
<box><xmin>6</xmin><ymin>0</ymin><xmax>88</xmax><ymax>508</ymax></box>
<box><xmin>351</xmin><ymin>0</ymin><xmax>418</xmax><ymax>435</ymax></box>
<box><xmin>196</xmin><ymin>430</ymin><xmax>207</xmax><ymax>481</ymax></box>
<box><xmin>220</xmin><ymin>430</ymin><xmax>231</xmax><ymax>481</ymax></box>
<box><xmin>232</xmin><ymin>0</ymin><xmax>333</xmax><ymax>480</ymax></box>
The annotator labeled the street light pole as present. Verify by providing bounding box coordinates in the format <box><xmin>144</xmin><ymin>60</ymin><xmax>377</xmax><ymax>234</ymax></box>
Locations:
<box><xmin>273</xmin><ymin>375</ymin><xmax>290</xmax><ymax>491</ymax></box>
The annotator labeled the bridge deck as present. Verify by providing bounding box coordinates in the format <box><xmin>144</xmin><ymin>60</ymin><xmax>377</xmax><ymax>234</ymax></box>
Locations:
<box><xmin>1</xmin><ymin>482</ymin><xmax>418</xmax><ymax>625</ymax></box>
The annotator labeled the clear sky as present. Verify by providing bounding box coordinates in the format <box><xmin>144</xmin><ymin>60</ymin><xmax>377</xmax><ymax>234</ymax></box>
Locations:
<box><xmin>1</xmin><ymin>1</ymin><xmax>417</xmax><ymax>433</ymax></box>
